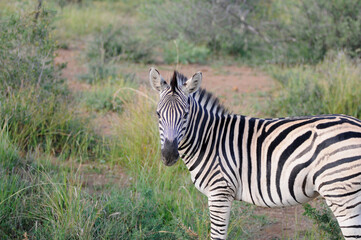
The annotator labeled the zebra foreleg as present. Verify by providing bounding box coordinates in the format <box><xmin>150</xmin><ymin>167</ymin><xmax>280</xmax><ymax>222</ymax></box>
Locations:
<box><xmin>208</xmin><ymin>195</ymin><xmax>233</xmax><ymax>240</ymax></box>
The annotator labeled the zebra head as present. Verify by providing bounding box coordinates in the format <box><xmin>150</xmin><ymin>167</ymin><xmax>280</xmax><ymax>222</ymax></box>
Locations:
<box><xmin>149</xmin><ymin>67</ymin><xmax>202</xmax><ymax>166</ymax></box>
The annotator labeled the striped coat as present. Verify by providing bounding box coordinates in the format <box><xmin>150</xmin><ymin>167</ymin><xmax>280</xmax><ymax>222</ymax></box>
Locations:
<box><xmin>150</xmin><ymin>68</ymin><xmax>361</xmax><ymax>239</ymax></box>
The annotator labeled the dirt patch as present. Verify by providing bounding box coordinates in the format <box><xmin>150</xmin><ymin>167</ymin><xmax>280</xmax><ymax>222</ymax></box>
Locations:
<box><xmin>91</xmin><ymin>111</ymin><xmax>119</xmax><ymax>136</ymax></box>
<box><xmin>55</xmin><ymin>44</ymin><xmax>90</xmax><ymax>92</ymax></box>
<box><xmin>78</xmin><ymin>163</ymin><xmax>130</xmax><ymax>194</ymax></box>
<box><xmin>253</xmin><ymin>201</ymin><xmax>321</xmax><ymax>240</ymax></box>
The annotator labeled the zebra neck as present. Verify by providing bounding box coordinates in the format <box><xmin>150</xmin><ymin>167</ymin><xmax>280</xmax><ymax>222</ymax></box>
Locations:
<box><xmin>178</xmin><ymin>96</ymin><xmax>243</xmax><ymax>172</ymax></box>
<box><xmin>179</xmin><ymin>98</ymin><xmax>216</xmax><ymax>167</ymax></box>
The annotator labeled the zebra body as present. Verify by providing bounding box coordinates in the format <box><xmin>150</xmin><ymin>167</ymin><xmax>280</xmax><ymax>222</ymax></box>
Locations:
<box><xmin>150</xmin><ymin>68</ymin><xmax>361</xmax><ymax>239</ymax></box>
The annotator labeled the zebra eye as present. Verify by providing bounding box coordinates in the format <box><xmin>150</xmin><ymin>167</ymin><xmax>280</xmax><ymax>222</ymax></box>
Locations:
<box><xmin>156</xmin><ymin>111</ymin><xmax>161</xmax><ymax>118</ymax></box>
<box><xmin>184</xmin><ymin>112</ymin><xmax>189</xmax><ymax>118</ymax></box>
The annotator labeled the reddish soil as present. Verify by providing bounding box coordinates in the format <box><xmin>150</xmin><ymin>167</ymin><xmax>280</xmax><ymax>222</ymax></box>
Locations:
<box><xmin>55</xmin><ymin>44</ymin><xmax>90</xmax><ymax>92</ymax></box>
<box><xmin>56</xmin><ymin>46</ymin><xmax>317</xmax><ymax>239</ymax></box>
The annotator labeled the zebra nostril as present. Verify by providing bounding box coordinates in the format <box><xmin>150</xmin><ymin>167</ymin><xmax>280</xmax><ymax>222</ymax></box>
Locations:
<box><xmin>161</xmin><ymin>138</ymin><xmax>179</xmax><ymax>165</ymax></box>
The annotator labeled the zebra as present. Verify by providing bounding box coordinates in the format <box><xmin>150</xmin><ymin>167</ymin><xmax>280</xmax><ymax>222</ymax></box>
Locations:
<box><xmin>149</xmin><ymin>67</ymin><xmax>361</xmax><ymax>240</ymax></box>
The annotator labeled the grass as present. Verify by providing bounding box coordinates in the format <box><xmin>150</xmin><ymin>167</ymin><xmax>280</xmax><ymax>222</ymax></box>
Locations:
<box><xmin>0</xmin><ymin>88</ymin><xmax>102</xmax><ymax>160</ymax></box>
<box><xmin>266</xmin><ymin>52</ymin><xmax>361</xmax><ymax>118</ymax></box>
<box><xmin>53</xmin><ymin>1</ymin><xmax>127</xmax><ymax>41</ymax></box>
<box><xmin>78</xmin><ymin>77</ymin><xmax>136</xmax><ymax>113</ymax></box>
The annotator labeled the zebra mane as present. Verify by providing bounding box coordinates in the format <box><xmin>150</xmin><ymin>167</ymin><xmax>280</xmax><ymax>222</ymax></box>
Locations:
<box><xmin>174</xmin><ymin>71</ymin><xmax>229</xmax><ymax>116</ymax></box>
<box><xmin>192</xmin><ymin>88</ymin><xmax>229</xmax><ymax>115</ymax></box>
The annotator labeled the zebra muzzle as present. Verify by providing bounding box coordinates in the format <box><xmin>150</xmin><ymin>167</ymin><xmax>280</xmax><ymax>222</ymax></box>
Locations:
<box><xmin>161</xmin><ymin>138</ymin><xmax>179</xmax><ymax>166</ymax></box>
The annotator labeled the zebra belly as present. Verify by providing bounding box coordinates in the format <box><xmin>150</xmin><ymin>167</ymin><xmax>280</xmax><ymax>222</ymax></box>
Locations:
<box><xmin>235</xmin><ymin>178</ymin><xmax>320</xmax><ymax>208</ymax></box>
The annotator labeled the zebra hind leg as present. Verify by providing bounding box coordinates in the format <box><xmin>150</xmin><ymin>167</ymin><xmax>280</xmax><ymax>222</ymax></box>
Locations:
<box><xmin>324</xmin><ymin>193</ymin><xmax>361</xmax><ymax>239</ymax></box>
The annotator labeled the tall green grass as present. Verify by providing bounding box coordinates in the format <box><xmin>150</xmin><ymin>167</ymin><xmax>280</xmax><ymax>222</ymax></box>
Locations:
<box><xmin>0</xmin><ymin>88</ymin><xmax>102</xmax><ymax>159</ymax></box>
<box><xmin>53</xmin><ymin>2</ymin><xmax>123</xmax><ymax>40</ymax></box>
<box><xmin>78</xmin><ymin>77</ymin><xmax>136</xmax><ymax>113</ymax></box>
<box><xmin>266</xmin><ymin>52</ymin><xmax>361</xmax><ymax>118</ymax></box>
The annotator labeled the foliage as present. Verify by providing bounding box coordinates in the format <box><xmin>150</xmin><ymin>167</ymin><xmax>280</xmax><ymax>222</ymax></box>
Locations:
<box><xmin>0</xmin><ymin>8</ymin><xmax>65</xmax><ymax>93</ymax></box>
<box><xmin>0</xmin><ymin>4</ymin><xmax>101</xmax><ymax>159</ymax></box>
<box><xmin>142</xmin><ymin>0</ymin><xmax>361</xmax><ymax>64</ymax></box>
<box><xmin>88</xmin><ymin>25</ymin><xmax>153</xmax><ymax>63</ymax></box>
<box><xmin>163</xmin><ymin>38</ymin><xmax>210</xmax><ymax>64</ymax></box>
<box><xmin>281</xmin><ymin>0</ymin><xmax>361</xmax><ymax>63</ymax></box>
<box><xmin>97</xmin><ymin>185</ymin><xmax>193</xmax><ymax>239</ymax></box>
<box><xmin>79</xmin><ymin>77</ymin><xmax>136</xmax><ymax>112</ymax></box>
<box><xmin>266</xmin><ymin>52</ymin><xmax>361</xmax><ymax>118</ymax></box>
<box><xmin>81</xmin><ymin>25</ymin><xmax>153</xmax><ymax>83</ymax></box>
<box><xmin>0</xmin><ymin>88</ymin><xmax>101</xmax><ymax>159</ymax></box>
<box><xmin>303</xmin><ymin>203</ymin><xmax>342</xmax><ymax>240</ymax></box>
<box><xmin>53</xmin><ymin>1</ymin><xmax>120</xmax><ymax>40</ymax></box>
<box><xmin>0</xmin><ymin>155</ymin><xmax>102</xmax><ymax>239</ymax></box>
<box><xmin>142</xmin><ymin>0</ymin><xmax>268</xmax><ymax>60</ymax></box>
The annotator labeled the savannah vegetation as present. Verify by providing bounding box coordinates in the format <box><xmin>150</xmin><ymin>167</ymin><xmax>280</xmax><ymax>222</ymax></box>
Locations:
<box><xmin>0</xmin><ymin>0</ymin><xmax>360</xmax><ymax>239</ymax></box>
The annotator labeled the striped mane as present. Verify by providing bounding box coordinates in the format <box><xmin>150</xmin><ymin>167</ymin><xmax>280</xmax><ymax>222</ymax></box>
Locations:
<box><xmin>192</xmin><ymin>88</ymin><xmax>229</xmax><ymax>116</ymax></box>
<box><xmin>173</xmin><ymin>71</ymin><xmax>228</xmax><ymax>116</ymax></box>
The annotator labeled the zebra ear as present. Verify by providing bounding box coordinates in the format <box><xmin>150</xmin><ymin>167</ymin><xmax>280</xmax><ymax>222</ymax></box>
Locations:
<box><xmin>149</xmin><ymin>67</ymin><xmax>168</xmax><ymax>92</ymax></box>
<box><xmin>183</xmin><ymin>72</ymin><xmax>202</xmax><ymax>94</ymax></box>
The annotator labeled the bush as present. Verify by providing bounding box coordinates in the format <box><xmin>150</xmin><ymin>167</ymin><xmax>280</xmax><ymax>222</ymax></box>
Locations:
<box><xmin>0</xmin><ymin>160</ymin><xmax>102</xmax><ymax>239</ymax></box>
<box><xmin>81</xmin><ymin>25</ymin><xmax>153</xmax><ymax>83</ymax></box>
<box><xmin>143</xmin><ymin>0</ymin><xmax>361</xmax><ymax>64</ymax></box>
<box><xmin>142</xmin><ymin>0</ymin><xmax>268</xmax><ymax>61</ymax></box>
<box><xmin>266</xmin><ymin>52</ymin><xmax>361</xmax><ymax>118</ymax></box>
<box><xmin>281</xmin><ymin>0</ymin><xmax>361</xmax><ymax>63</ymax></box>
<box><xmin>0</xmin><ymin>9</ymin><xmax>65</xmax><ymax>94</ymax></box>
<box><xmin>0</xmin><ymin>6</ymin><xmax>102</xmax><ymax>159</ymax></box>
<box><xmin>88</xmin><ymin>25</ymin><xmax>153</xmax><ymax>63</ymax></box>
<box><xmin>163</xmin><ymin>38</ymin><xmax>210</xmax><ymax>64</ymax></box>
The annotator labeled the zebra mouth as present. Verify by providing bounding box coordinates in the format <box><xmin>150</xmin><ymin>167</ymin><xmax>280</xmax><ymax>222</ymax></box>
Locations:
<box><xmin>161</xmin><ymin>138</ymin><xmax>179</xmax><ymax>166</ymax></box>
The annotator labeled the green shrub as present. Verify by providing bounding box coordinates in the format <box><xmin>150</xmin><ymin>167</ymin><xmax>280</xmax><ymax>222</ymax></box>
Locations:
<box><xmin>81</xmin><ymin>25</ymin><xmax>153</xmax><ymax>83</ymax></box>
<box><xmin>80</xmin><ymin>78</ymin><xmax>136</xmax><ymax>113</ymax></box>
<box><xmin>0</xmin><ymin>8</ymin><xmax>65</xmax><ymax>94</ymax></box>
<box><xmin>30</xmin><ymin>174</ymin><xmax>102</xmax><ymax>240</ymax></box>
<box><xmin>0</xmin><ymin>162</ymin><xmax>101</xmax><ymax>239</ymax></box>
<box><xmin>266</xmin><ymin>52</ymin><xmax>361</xmax><ymax>118</ymax></box>
<box><xmin>281</xmin><ymin>0</ymin><xmax>361</xmax><ymax>63</ymax></box>
<box><xmin>0</xmin><ymin>6</ymin><xmax>103</xmax><ymax>159</ymax></box>
<box><xmin>88</xmin><ymin>25</ymin><xmax>153</xmax><ymax>63</ymax></box>
<box><xmin>163</xmin><ymin>38</ymin><xmax>210</xmax><ymax>64</ymax></box>
<box><xmin>143</xmin><ymin>0</ymin><xmax>361</xmax><ymax>64</ymax></box>
<box><xmin>303</xmin><ymin>203</ymin><xmax>342</xmax><ymax>240</ymax></box>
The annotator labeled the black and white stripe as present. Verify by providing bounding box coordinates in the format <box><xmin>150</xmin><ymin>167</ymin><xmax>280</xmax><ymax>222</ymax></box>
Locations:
<box><xmin>150</xmin><ymin>69</ymin><xmax>361</xmax><ymax>239</ymax></box>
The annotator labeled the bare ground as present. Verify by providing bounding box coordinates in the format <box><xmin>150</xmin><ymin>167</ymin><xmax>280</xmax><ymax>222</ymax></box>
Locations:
<box><xmin>55</xmin><ymin>46</ymin><xmax>317</xmax><ymax>239</ymax></box>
